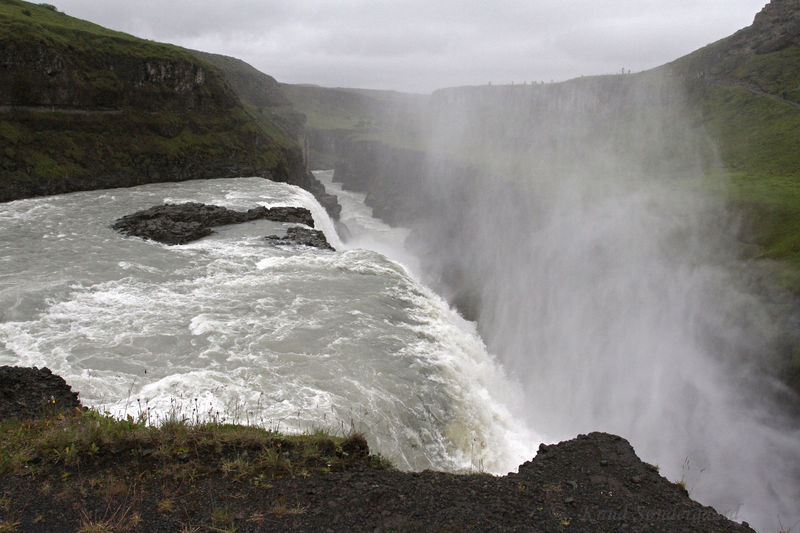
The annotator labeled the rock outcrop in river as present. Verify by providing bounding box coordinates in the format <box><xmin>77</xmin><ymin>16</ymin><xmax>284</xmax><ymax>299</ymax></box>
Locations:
<box><xmin>112</xmin><ymin>202</ymin><xmax>316</xmax><ymax>245</ymax></box>
<box><xmin>266</xmin><ymin>226</ymin><xmax>334</xmax><ymax>250</ymax></box>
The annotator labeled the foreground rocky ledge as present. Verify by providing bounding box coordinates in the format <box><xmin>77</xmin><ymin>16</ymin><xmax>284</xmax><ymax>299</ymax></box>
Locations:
<box><xmin>0</xmin><ymin>366</ymin><xmax>81</xmax><ymax>420</ymax></box>
<box><xmin>111</xmin><ymin>202</ymin><xmax>322</xmax><ymax>246</ymax></box>
<box><xmin>0</xmin><ymin>366</ymin><xmax>754</xmax><ymax>532</ymax></box>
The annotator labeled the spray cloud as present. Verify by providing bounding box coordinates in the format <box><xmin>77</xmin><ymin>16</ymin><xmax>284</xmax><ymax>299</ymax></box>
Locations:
<box><xmin>381</xmin><ymin>71</ymin><xmax>800</xmax><ymax>532</ymax></box>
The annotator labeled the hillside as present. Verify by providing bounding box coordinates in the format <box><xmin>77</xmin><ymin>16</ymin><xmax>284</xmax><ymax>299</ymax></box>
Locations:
<box><xmin>667</xmin><ymin>0</ymin><xmax>800</xmax><ymax>272</ymax></box>
<box><xmin>0</xmin><ymin>0</ymin><xmax>339</xmax><ymax>216</ymax></box>
<box><xmin>190</xmin><ymin>52</ymin><xmax>340</xmax><ymax>215</ymax></box>
<box><xmin>667</xmin><ymin>0</ymin><xmax>800</xmax><ymax>391</ymax></box>
<box><xmin>281</xmin><ymin>84</ymin><xmax>427</xmax><ymax>169</ymax></box>
<box><xmin>290</xmin><ymin>0</ymin><xmax>800</xmax><ymax>268</ymax></box>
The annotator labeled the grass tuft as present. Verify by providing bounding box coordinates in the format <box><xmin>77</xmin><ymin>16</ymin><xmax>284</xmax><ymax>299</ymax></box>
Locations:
<box><xmin>0</xmin><ymin>521</ymin><xmax>20</xmax><ymax>533</ymax></box>
<box><xmin>0</xmin><ymin>404</ymin><xmax>392</xmax><ymax>531</ymax></box>
<box><xmin>0</xmin><ymin>406</ymin><xmax>392</xmax><ymax>478</ymax></box>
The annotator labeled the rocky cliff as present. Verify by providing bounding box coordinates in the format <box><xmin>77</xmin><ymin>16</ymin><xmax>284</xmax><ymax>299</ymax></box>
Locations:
<box><xmin>725</xmin><ymin>0</ymin><xmax>800</xmax><ymax>55</ymax></box>
<box><xmin>192</xmin><ymin>51</ymin><xmax>340</xmax><ymax>217</ymax></box>
<box><xmin>0</xmin><ymin>0</ymin><xmax>339</xmax><ymax>217</ymax></box>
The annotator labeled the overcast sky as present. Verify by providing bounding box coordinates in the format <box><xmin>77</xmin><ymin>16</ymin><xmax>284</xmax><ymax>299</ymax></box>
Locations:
<box><xmin>53</xmin><ymin>0</ymin><xmax>768</xmax><ymax>93</ymax></box>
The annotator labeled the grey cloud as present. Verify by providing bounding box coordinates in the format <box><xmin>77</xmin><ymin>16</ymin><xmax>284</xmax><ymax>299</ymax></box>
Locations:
<box><xmin>54</xmin><ymin>0</ymin><xmax>768</xmax><ymax>92</ymax></box>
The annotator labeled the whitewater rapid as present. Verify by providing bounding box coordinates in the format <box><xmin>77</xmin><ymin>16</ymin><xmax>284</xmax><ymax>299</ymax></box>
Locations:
<box><xmin>0</xmin><ymin>176</ymin><xmax>536</xmax><ymax>473</ymax></box>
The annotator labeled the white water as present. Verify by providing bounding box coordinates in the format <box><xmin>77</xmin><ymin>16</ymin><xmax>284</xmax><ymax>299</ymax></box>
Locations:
<box><xmin>3</xmin><ymin>165</ymin><xmax>797</xmax><ymax>530</ymax></box>
<box><xmin>407</xmin><ymin>77</ymin><xmax>800</xmax><ymax>532</ymax></box>
<box><xmin>315</xmin><ymin>170</ymin><xmax>421</xmax><ymax>277</ymax></box>
<box><xmin>469</xmin><ymin>171</ymin><xmax>800</xmax><ymax>530</ymax></box>
<box><xmin>0</xmin><ymin>176</ymin><xmax>536</xmax><ymax>473</ymax></box>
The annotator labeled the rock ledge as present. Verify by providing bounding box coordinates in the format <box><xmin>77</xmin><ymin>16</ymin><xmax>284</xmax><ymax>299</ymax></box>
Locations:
<box><xmin>0</xmin><ymin>366</ymin><xmax>81</xmax><ymax>419</ymax></box>
<box><xmin>112</xmin><ymin>202</ymin><xmax>315</xmax><ymax>245</ymax></box>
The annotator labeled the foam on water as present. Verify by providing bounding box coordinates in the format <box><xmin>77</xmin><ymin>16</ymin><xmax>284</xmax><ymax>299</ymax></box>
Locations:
<box><xmin>0</xmin><ymin>177</ymin><xmax>535</xmax><ymax>473</ymax></box>
<box><xmin>315</xmin><ymin>170</ymin><xmax>421</xmax><ymax>277</ymax></box>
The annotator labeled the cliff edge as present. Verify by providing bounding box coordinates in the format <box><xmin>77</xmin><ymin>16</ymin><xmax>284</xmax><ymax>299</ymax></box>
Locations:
<box><xmin>0</xmin><ymin>366</ymin><xmax>754</xmax><ymax>532</ymax></box>
<box><xmin>0</xmin><ymin>0</ymin><xmax>339</xmax><ymax>217</ymax></box>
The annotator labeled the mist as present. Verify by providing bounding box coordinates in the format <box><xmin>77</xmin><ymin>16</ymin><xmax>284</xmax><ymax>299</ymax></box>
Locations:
<box><xmin>376</xmin><ymin>72</ymin><xmax>800</xmax><ymax>531</ymax></box>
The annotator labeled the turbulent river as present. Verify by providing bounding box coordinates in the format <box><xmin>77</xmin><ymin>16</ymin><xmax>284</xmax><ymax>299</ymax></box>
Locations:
<box><xmin>3</xmin><ymin>170</ymin><xmax>800</xmax><ymax>532</ymax></box>
<box><xmin>0</xmin><ymin>172</ymin><xmax>536</xmax><ymax>473</ymax></box>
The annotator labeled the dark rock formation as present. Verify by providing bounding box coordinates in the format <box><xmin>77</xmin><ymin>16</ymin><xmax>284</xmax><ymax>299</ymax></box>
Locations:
<box><xmin>112</xmin><ymin>202</ymin><xmax>314</xmax><ymax>245</ymax></box>
<box><xmin>0</xmin><ymin>366</ymin><xmax>81</xmax><ymax>419</ymax></box>
<box><xmin>326</xmin><ymin>137</ymin><xmax>432</xmax><ymax>226</ymax></box>
<box><xmin>266</xmin><ymin>226</ymin><xmax>334</xmax><ymax>250</ymax></box>
<box><xmin>670</xmin><ymin>0</ymin><xmax>800</xmax><ymax>78</ymax></box>
<box><xmin>0</xmin><ymin>367</ymin><xmax>756</xmax><ymax>531</ymax></box>
<box><xmin>737</xmin><ymin>0</ymin><xmax>800</xmax><ymax>54</ymax></box>
<box><xmin>188</xmin><ymin>51</ymin><xmax>342</xmax><ymax>219</ymax></box>
<box><xmin>514</xmin><ymin>432</ymin><xmax>752</xmax><ymax>531</ymax></box>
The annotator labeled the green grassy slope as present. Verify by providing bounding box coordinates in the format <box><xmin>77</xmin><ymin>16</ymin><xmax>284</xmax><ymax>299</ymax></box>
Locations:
<box><xmin>666</xmin><ymin>0</ymin><xmax>800</xmax><ymax>274</ymax></box>
<box><xmin>0</xmin><ymin>0</ymin><xmax>304</xmax><ymax>201</ymax></box>
<box><xmin>672</xmin><ymin>31</ymin><xmax>800</xmax><ymax>391</ymax></box>
<box><xmin>281</xmin><ymin>84</ymin><xmax>427</xmax><ymax>157</ymax></box>
<box><xmin>189</xmin><ymin>50</ymin><xmax>306</xmax><ymax>144</ymax></box>
<box><xmin>672</xmin><ymin>36</ymin><xmax>800</xmax><ymax>280</ymax></box>
<box><xmin>702</xmin><ymin>85</ymin><xmax>800</xmax><ymax>264</ymax></box>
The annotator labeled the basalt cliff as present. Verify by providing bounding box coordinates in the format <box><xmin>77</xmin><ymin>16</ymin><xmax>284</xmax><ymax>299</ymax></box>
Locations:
<box><xmin>0</xmin><ymin>0</ymin><xmax>339</xmax><ymax>216</ymax></box>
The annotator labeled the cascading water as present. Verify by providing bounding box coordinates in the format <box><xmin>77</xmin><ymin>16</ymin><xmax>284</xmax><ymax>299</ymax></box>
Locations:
<box><xmin>1</xmin><ymin>155</ymin><xmax>797</xmax><ymax>530</ymax></box>
<box><xmin>314</xmin><ymin>170</ymin><xmax>422</xmax><ymax>278</ymax></box>
<box><xmin>389</xmin><ymin>73</ymin><xmax>800</xmax><ymax>531</ymax></box>
<box><xmin>0</xmin><ymin>176</ymin><xmax>535</xmax><ymax>474</ymax></box>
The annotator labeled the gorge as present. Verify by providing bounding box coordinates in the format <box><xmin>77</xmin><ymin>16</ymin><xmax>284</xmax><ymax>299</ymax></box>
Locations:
<box><xmin>2</xmin><ymin>0</ymin><xmax>800</xmax><ymax>531</ymax></box>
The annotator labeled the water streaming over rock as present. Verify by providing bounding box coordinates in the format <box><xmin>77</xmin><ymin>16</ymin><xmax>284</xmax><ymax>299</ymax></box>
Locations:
<box><xmin>393</xmin><ymin>75</ymin><xmax>800</xmax><ymax>532</ymax></box>
<box><xmin>0</xmin><ymin>177</ymin><xmax>536</xmax><ymax>473</ymax></box>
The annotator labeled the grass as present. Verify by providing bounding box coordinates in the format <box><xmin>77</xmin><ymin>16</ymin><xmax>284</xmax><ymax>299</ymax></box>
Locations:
<box><xmin>0</xmin><ymin>407</ymin><xmax>392</xmax><ymax>478</ymax></box>
<box><xmin>0</xmin><ymin>407</ymin><xmax>392</xmax><ymax>531</ymax></box>
<box><xmin>0</xmin><ymin>0</ymin><xmax>187</xmax><ymax>60</ymax></box>
<box><xmin>696</xmin><ymin>84</ymin><xmax>800</xmax><ymax>178</ymax></box>
<box><xmin>77</xmin><ymin>504</ymin><xmax>141</xmax><ymax>533</ymax></box>
<box><xmin>664</xmin><ymin>30</ymin><xmax>800</xmax><ymax>294</ymax></box>
<box><xmin>686</xmin><ymin>74</ymin><xmax>800</xmax><ymax>302</ymax></box>
<box><xmin>268</xmin><ymin>497</ymin><xmax>306</xmax><ymax>516</ymax></box>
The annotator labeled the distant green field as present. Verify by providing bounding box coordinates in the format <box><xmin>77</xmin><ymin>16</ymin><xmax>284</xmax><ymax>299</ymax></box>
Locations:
<box><xmin>691</xmin><ymin>53</ymin><xmax>800</xmax><ymax>284</ymax></box>
<box><xmin>282</xmin><ymin>84</ymin><xmax>427</xmax><ymax>151</ymax></box>
<box><xmin>667</xmin><ymin>39</ymin><xmax>800</xmax><ymax>289</ymax></box>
